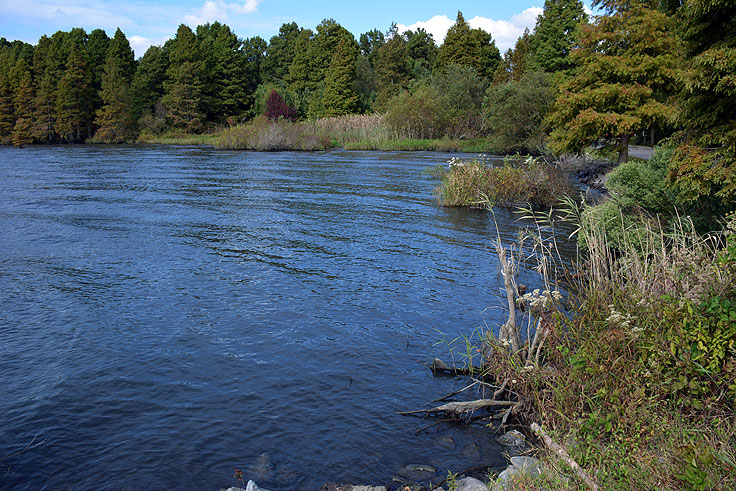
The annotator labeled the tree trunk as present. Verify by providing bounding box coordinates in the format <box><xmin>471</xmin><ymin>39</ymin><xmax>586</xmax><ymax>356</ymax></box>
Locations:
<box><xmin>618</xmin><ymin>133</ymin><xmax>630</xmax><ymax>164</ymax></box>
<box><xmin>650</xmin><ymin>126</ymin><xmax>655</xmax><ymax>147</ymax></box>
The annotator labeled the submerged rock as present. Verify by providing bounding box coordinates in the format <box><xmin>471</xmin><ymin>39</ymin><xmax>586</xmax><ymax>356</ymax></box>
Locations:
<box><xmin>247</xmin><ymin>453</ymin><xmax>273</xmax><ymax>481</ymax></box>
<box><xmin>461</xmin><ymin>442</ymin><xmax>481</xmax><ymax>460</ymax></box>
<box><xmin>397</xmin><ymin>463</ymin><xmax>438</xmax><ymax>481</ymax></box>
<box><xmin>434</xmin><ymin>435</ymin><xmax>455</xmax><ymax>449</ymax></box>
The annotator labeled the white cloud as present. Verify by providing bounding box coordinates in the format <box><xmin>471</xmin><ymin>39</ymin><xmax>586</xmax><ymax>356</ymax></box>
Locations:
<box><xmin>182</xmin><ymin>0</ymin><xmax>260</xmax><ymax>26</ymax></box>
<box><xmin>129</xmin><ymin>35</ymin><xmax>170</xmax><ymax>57</ymax></box>
<box><xmin>397</xmin><ymin>6</ymin><xmax>544</xmax><ymax>52</ymax></box>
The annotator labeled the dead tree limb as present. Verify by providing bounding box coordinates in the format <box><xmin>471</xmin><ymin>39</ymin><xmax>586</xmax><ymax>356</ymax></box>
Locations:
<box><xmin>531</xmin><ymin>422</ymin><xmax>599</xmax><ymax>491</ymax></box>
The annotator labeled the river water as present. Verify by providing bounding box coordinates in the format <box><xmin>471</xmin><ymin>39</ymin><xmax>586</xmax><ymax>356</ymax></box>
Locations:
<box><xmin>0</xmin><ymin>145</ymin><xmax>576</xmax><ymax>490</ymax></box>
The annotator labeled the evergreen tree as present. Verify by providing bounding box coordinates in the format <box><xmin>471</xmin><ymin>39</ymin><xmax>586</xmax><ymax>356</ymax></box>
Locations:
<box><xmin>242</xmin><ymin>36</ymin><xmax>268</xmax><ymax>113</ymax></box>
<box><xmin>532</xmin><ymin>0</ymin><xmax>588</xmax><ymax>73</ymax></box>
<box><xmin>492</xmin><ymin>28</ymin><xmax>535</xmax><ymax>85</ymax></box>
<box><xmin>546</xmin><ymin>2</ymin><xmax>681</xmax><ymax>163</ymax></box>
<box><xmin>322</xmin><ymin>39</ymin><xmax>359</xmax><ymax>116</ymax></box>
<box><xmin>405</xmin><ymin>28</ymin><xmax>437</xmax><ymax>79</ymax></box>
<box><xmin>0</xmin><ymin>72</ymin><xmax>15</xmax><ymax>141</ymax></box>
<box><xmin>163</xmin><ymin>25</ymin><xmax>204</xmax><ymax>132</ymax></box>
<box><xmin>130</xmin><ymin>45</ymin><xmax>168</xmax><ymax>126</ymax></box>
<box><xmin>374</xmin><ymin>25</ymin><xmax>410</xmax><ymax>109</ymax></box>
<box><xmin>437</xmin><ymin>11</ymin><xmax>501</xmax><ymax>79</ymax></box>
<box><xmin>93</xmin><ymin>56</ymin><xmax>134</xmax><ymax>143</ymax></box>
<box><xmin>107</xmin><ymin>28</ymin><xmax>136</xmax><ymax>83</ymax></box>
<box><xmin>11</xmin><ymin>60</ymin><xmax>34</xmax><ymax>147</ymax></box>
<box><xmin>87</xmin><ymin>29</ymin><xmax>110</xmax><ymax>91</ymax></box>
<box><xmin>32</xmin><ymin>68</ymin><xmax>57</xmax><ymax>142</ymax></box>
<box><xmin>287</xmin><ymin>28</ymin><xmax>316</xmax><ymax>94</ymax></box>
<box><xmin>54</xmin><ymin>43</ymin><xmax>93</xmax><ymax>142</ymax></box>
<box><xmin>669</xmin><ymin>0</ymin><xmax>736</xmax><ymax>203</ymax></box>
<box><xmin>262</xmin><ymin>22</ymin><xmax>302</xmax><ymax>83</ymax></box>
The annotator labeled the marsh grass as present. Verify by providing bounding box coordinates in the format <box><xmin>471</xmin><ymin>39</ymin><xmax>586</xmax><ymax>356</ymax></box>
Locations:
<box><xmin>137</xmin><ymin>131</ymin><xmax>222</xmax><ymax>146</ymax></box>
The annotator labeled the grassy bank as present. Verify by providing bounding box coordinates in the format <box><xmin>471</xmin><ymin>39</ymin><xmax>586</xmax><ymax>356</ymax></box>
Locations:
<box><xmin>479</xmin><ymin>205</ymin><xmax>736</xmax><ymax>489</ymax></box>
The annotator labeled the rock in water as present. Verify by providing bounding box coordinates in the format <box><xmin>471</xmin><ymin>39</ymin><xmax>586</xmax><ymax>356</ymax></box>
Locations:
<box><xmin>246</xmin><ymin>480</ymin><xmax>271</xmax><ymax>491</ymax></box>
<box><xmin>319</xmin><ymin>485</ymin><xmax>387</xmax><ymax>491</ymax></box>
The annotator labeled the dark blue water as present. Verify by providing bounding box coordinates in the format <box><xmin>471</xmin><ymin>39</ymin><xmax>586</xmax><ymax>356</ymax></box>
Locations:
<box><xmin>0</xmin><ymin>146</ymin><xmax>575</xmax><ymax>490</ymax></box>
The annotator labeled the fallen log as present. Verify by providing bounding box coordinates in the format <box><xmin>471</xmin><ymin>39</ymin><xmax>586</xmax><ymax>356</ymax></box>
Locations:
<box><xmin>398</xmin><ymin>399</ymin><xmax>516</xmax><ymax>417</ymax></box>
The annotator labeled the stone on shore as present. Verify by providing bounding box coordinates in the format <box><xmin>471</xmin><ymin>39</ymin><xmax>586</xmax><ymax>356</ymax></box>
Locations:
<box><xmin>319</xmin><ymin>484</ymin><xmax>387</xmax><ymax>491</ymax></box>
<box><xmin>454</xmin><ymin>476</ymin><xmax>488</xmax><ymax>491</ymax></box>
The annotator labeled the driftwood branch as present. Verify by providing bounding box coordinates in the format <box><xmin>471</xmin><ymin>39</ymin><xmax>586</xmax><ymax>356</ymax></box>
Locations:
<box><xmin>531</xmin><ymin>423</ymin><xmax>599</xmax><ymax>491</ymax></box>
<box><xmin>398</xmin><ymin>399</ymin><xmax>516</xmax><ymax>416</ymax></box>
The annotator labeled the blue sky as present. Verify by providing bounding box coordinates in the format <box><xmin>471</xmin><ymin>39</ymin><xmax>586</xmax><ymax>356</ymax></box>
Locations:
<box><xmin>0</xmin><ymin>0</ymin><xmax>594</xmax><ymax>57</ymax></box>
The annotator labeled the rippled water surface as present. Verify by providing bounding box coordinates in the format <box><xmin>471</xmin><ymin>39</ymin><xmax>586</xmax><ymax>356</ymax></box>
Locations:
<box><xmin>0</xmin><ymin>146</ymin><xmax>575</xmax><ymax>490</ymax></box>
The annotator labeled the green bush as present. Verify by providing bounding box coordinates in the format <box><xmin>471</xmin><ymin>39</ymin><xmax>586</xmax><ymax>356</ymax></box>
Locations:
<box><xmin>483</xmin><ymin>70</ymin><xmax>555</xmax><ymax>154</ymax></box>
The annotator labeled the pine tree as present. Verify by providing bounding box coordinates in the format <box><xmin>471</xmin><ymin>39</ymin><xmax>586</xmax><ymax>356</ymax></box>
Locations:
<box><xmin>11</xmin><ymin>60</ymin><xmax>34</xmax><ymax>147</ymax></box>
<box><xmin>322</xmin><ymin>39</ymin><xmax>359</xmax><ymax>116</ymax></box>
<box><xmin>532</xmin><ymin>0</ymin><xmax>588</xmax><ymax>73</ymax></box>
<box><xmin>546</xmin><ymin>2</ymin><xmax>681</xmax><ymax>163</ymax></box>
<box><xmin>55</xmin><ymin>43</ymin><xmax>93</xmax><ymax>142</ymax></box>
<box><xmin>93</xmin><ymin>56</ymin><xmax>134</xmax><ymax>143</ymax></box>
<box><xmin>437</xmin><ymin>11</ymin><xmax>501</xmax><ymax>79</ymax></box>
<box><xmin>374</xmin><ymin>25</ymin><xmax>410</xmax><ymax>109</ymax></box>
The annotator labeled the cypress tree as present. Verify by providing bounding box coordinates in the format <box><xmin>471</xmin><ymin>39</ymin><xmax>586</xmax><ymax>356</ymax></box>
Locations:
<box><xmin>106</xmin><ymin>28</ymin><xmax>136</xmax><ymax>83</ymax></box>
<box><xmin>55</xmin><ymin>43</ymin><xmax>92</xmax><ymax>142</ymax></box>
<box><xmin>11</xmin><ymin>60</ymin><xmax>34</xmax><ymax>147</ymax></box>
<box><xmin>547</xmin><ymin>2</ymin><xmax>681</xmax><ymax>163</ymax></box>
<box><xmin>0</xmin><ymin>72</ymin><xmax>14</xmax><ymax>141</ymax></box>
<box><xmin>322</xmin><ymin>39</ymin><xmax>359</xmax><ymax>116</ymax></box>
<box><xmin>93</xmin><ymin>56</ymin><xmax>134</xmax><ymax>143</ymax></box>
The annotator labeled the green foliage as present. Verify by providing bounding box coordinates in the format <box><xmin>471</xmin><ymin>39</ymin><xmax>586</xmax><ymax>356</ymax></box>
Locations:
<box><xmin>532</xmin><ymin>0</ymin><xmax>588</xmax><ymax>73</ymax></box>
<box><xmin>437</xmin><ymin>11</ymin><xmax>501</xmax><ymax>79</ymax></box>
<box><xmin>668</xmin><ymin>0</ymin><xmax>736</xmax><ymax>206</ymax></box>
<box><xmin>484</xmin><ymin>70</ymin><xmax>556</xmax><ymax>153</ymax></box>
<box><xmin>130</xmin><ymin>45</ymin><xmax>168</xmax><ymax>127</ymax></box>
<box><xmin>261</xmin><ymin>22</ymin><xmax>302</xmax><ymax>83</ymax></box>
<box><xmin>492</xmin><ymin>28</ymin><xmax>536</xmax><ymax>86</ymax></box>
<box><xmin>547</xmin><ymin>4</ymin><xmax>681</xmax><ymax>163</ymax></box>
<box><xmin>11</xmin><ymin>59</ymin><xmax>34</xmax><ymax>147</ymax></box>
<box><xmin>54</xmin><ymin>42</ymin><xmax>93</xmax><ymax>142</ymax></box>
<box><xmin>163</xmin><ymin>25</ymin><xmax>204</xmax><ymax>133</ymax></box>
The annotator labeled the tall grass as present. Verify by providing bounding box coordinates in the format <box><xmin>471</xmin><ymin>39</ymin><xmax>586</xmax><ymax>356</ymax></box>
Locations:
<box><xmin>217</xmin><ymin>116</ymin><xmax>328</xmax><ymax>151</ymax></box>
<box><xmin>302</xmin><ymin>113</ymin><xmax>393</xmax><ymax>145</ymax></box>
<box><xmin>436</xmin><ymin>155</ymin><xmax>574</xmax><ymax>209</ymax></box>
